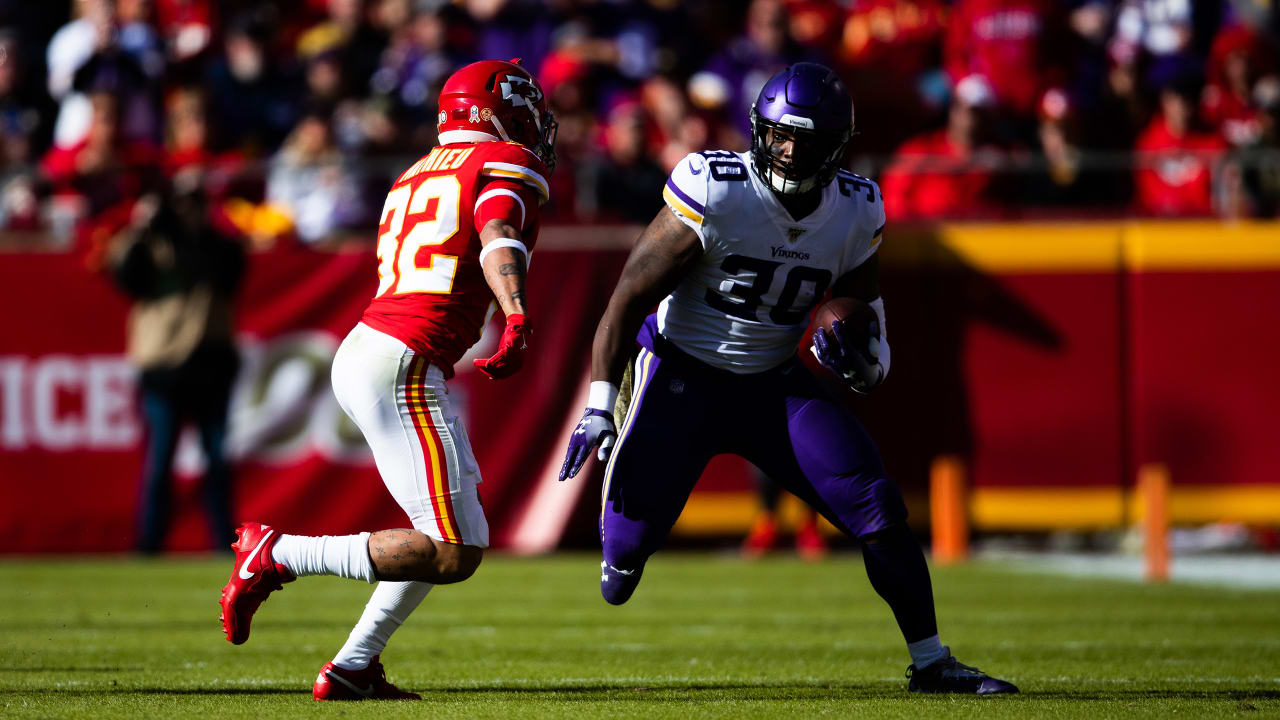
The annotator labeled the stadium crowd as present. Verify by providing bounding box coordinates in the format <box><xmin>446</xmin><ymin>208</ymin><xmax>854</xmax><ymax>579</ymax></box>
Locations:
<box><xmin>0</xmin><ymin>0</ymin><xmax>1278</xmax><ymax>248</ymax></box>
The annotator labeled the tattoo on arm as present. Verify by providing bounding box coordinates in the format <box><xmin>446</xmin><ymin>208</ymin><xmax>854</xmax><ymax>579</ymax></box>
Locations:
<box><xmin>592</xmin><ymin>207</ymin><xmax>703</xmax><ymax>384</ymax></box>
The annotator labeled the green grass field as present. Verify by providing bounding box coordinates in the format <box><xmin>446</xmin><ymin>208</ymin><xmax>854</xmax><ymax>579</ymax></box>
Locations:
<box><xmin>1</xmin><ymin>552</ymin><xmax>1278</xmax><ymax>718</ymax></box>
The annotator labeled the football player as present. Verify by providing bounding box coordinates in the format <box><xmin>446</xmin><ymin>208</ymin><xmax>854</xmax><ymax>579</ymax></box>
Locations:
<box><xmin>219</xmin><ymin>59</ymin><xmax>555</xmax><ymax>700</ymax></box>
<box><xmin>559</xmin><ymin>63</ymin><xmax>1017</xmax><ymax>695</ymax></box>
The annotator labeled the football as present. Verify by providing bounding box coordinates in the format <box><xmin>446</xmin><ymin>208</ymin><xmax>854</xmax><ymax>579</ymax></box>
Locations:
<box><xmin>812</xmin><ymin>296</ymin><xmax>879</xmax><ymax>342</ymax></box>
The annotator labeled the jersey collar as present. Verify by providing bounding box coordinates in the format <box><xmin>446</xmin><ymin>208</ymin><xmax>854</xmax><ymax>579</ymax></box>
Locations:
<box><xmin>744</xmin><ymin>153</ymin><xmax>837</xmax><ymax>236</ymax></box>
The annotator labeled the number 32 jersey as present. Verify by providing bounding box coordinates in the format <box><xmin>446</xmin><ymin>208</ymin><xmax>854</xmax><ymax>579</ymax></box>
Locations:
<box><xmin>360</xmin><ymin>141</ymin><xmax>548</xmax><ymax>377</ymax></box>
<box><xmin>660</xmin><ymin>150</ymin><xmax>885</xmax><ymax>373</ymax></box>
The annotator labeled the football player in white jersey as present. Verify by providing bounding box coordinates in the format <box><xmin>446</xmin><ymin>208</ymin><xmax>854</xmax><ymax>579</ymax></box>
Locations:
<box><xmin>559</xmin><ymin>63</ymin><xmax>1017</xmax><ymax>695</ymax></box>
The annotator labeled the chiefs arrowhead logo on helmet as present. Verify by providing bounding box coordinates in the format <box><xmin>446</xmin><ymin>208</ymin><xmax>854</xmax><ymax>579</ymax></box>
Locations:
<box><xmin>499</xmin><ymin>75</ymin><xmax>543</xmax><ymax>108</ymax></box>
<box><xmin>437</xmin><ymin>59</ymin><xmax>558</xmax><ymax>173</ymax></box>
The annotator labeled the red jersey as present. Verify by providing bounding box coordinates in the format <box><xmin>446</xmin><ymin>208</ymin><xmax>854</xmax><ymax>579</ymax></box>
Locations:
<box><xmin>360</xmin><ymin>141</ymin><xmax>548</xmax><ymax>377</ymax></box>
<box><xmin>1133</xmin><ymin>118</ymin><xmax>1225</xmax><ymax>217</ymax></box>
<box><xmin>944</xmin><ymin>0</ymin><xmax>1066</xmax><ymax>117</ymax></box>
<box><xmin>880</xmin><ymin>130</ymin><xmax>998</xmax><ymax>220</ymax></box>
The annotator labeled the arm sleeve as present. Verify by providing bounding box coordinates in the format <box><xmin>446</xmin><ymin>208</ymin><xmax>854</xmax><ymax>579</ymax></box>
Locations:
<box><xmin>661</xmin><ymin>153</ymin><xmax>711</xmax><ymax>247</ymax></box>
<box><xmin>474</xmin><ymin>178</ymin><xmax>541</xmax><ymax>235</ymax></box>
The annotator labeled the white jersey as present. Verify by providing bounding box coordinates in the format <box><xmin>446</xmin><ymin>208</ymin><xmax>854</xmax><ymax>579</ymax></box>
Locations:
<box><xmin>659</xmin><ymin>150</ymin><xmax>885</xmax><ymax>373</ymax></box>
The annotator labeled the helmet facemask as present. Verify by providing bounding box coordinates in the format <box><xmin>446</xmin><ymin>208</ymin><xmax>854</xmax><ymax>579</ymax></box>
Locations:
<box><xmin>531</xmin><ymin>108</ymin><xmax>558</xmax><ymax>175</ymax></box>
<box><xmin>750</xmin><ymin>108</ymin><xmax>851</xmax><ymax>195</ymax></box>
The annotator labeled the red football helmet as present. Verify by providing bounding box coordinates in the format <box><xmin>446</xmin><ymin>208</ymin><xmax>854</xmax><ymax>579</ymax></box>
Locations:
<box><xmin>436</xmin><ymin>58</ymin><xmax>557</xmax><ymax>173</ymax></box>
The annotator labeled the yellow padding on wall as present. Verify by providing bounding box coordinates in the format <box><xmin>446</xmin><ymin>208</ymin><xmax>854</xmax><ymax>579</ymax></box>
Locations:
<box><xmin>877</xmin><ymin>221</ymin><xmax>1280</xmax><ymax>272</ymax></box>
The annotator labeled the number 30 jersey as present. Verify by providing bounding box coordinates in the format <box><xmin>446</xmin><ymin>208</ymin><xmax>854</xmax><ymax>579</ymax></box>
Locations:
<box><xmin>659</xmin><ymin>150</ymin><xmax>885</xmax><ymax>373</ymax></box>
<box><xmin>360</xmin><ymin>141</ymin><xmax>548</xmax><ymax>377</ymax></box>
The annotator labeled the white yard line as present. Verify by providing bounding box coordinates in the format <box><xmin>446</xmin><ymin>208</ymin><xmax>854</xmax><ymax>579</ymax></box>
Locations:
<box><xmin>981</xmin><ymin>551</ymin><xmax>1280</xmax><ymax>590</ymax></box>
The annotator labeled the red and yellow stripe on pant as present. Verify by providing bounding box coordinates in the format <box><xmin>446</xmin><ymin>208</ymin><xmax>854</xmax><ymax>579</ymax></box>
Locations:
<box><xmin>404</xmin><ymin>356</ymin><xmax>462</xmax><ymax>545</ymax></box>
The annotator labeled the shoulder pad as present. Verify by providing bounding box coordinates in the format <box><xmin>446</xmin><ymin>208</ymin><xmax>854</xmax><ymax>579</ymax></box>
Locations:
<box><xmin>663</xmin><ymin>152</ymin><xmax>711</xmax><ymax>226</ymax></box>
<box><xmin>477</xmin><ymin>142</ymin><xmax>550</xmax><ymax>204</ymax></box>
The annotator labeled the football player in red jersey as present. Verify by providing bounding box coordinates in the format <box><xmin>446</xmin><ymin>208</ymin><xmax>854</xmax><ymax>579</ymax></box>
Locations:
<box><xmin>219</xmin><ymin>59</ymin><xmax>555</xmax><ymax>700</ymax></box>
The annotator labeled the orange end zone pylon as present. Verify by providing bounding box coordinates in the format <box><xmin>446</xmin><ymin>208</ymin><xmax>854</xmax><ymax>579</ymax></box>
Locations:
<box><xmin>1139</xmin><ymin>463</ymin><xmax>1171</xmax><ymax>583</ymax></box>
<box><xmin>930</xmin><ymin>455</ymin><xmax>969</xmax><ymax>565</ymax></box>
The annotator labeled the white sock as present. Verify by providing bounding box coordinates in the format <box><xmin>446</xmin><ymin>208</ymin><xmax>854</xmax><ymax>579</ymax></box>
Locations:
<box><xmin>332</xmin><ymin>581</ymin><xmax>433</xmax><ymax>670</ymax></box>
<box><xmin>908</xmin><ymin>635</ymin><xmax>948</xmax><ymax>668</ymax></box>
<box><xmin>271</xmin><ymin>532</ymin><xmax>376</xmax><ymax>583</ymax></box>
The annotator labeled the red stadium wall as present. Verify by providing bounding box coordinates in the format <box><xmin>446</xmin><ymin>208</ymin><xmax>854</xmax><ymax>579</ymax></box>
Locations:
<box><xmin>2</xmin><ymin>222</ymin><xmax>1278</xmax><ymax>553</ymax></box>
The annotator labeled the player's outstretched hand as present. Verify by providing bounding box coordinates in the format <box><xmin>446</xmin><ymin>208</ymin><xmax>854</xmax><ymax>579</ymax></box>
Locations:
<box><xmin>473</xmin><ymin>314</ymin><xmax>531</xmax><ymax>380</ymax></box>
<box><xmin>559</xmin><ymin>409</ymin><xmax>616</xmax><ymax>481</ymax></box>
<box><xmin>811</xmin><ymin>319</ymin><xmax>884</xmax><ymax>394</ymax></box>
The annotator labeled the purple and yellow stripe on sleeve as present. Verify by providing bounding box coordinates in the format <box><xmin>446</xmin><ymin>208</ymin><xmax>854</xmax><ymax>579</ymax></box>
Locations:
<box><xmin>663</xmin><ymin>179</ymin><xmax>705</xmax><ymax>225</ymax></box>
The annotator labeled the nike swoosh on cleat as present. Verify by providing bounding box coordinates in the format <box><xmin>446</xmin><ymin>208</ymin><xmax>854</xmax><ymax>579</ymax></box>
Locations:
<box><xmin>327</xmin><ymin>669</ymin><xmax>375</xmax><ymax>698</ymax></box>
<box><xmin>238</xmin><ymin>530</ymin><xmax>275</xmax><ymax>580</ymax></box>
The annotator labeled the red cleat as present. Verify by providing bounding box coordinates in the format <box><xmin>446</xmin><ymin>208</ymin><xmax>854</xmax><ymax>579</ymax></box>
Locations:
<box><xmin>741</xmin><ymin>513</ymin><xmax>779</xmax><ymax>558</ymax></box>
<box><xmin>219</xmin><ymin>522</ymin><xmax>294</xmax><ymax>645</ymax></box>
<box><xmin>313</xmin><ymin>655</ymin><xmax>421</xmax><ymax>701</ymax></box>
<box><xmin>795</xmin><ymin>515</ymin><xmax>829</xmax><ymax>561</ymax></box>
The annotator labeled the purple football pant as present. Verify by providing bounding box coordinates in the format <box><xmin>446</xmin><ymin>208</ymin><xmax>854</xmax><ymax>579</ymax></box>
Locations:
<box><xmin>600</xmin><ymin>320</ymin><xmax>908</xmax><ymax>578</ymax></box>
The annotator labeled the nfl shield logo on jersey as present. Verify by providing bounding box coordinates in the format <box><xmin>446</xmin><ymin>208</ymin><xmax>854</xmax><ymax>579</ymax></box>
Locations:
<box><xmin>786</xmin><ymin>227</ymin><xmax>806</xmax><ymax>243</ymax></box>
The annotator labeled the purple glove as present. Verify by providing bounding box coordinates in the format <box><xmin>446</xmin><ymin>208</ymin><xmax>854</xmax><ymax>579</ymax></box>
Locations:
<box><xmin>558</xmin><ymin>408</ymin><xmax>617</xmax><ymax>481</ymax></box>
<box><xmin>811</xmin><ymin>318</ymin><xmax>884</xmax><ymax>393</ymax></box>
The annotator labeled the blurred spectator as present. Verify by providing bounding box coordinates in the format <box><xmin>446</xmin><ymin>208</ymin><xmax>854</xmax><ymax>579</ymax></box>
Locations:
<box><xmin>154</xmin><ymin>0</ymin><xmax>215</xmax><ymax>66</ymax></box>
<box><xmin>5</xmin><ymin>0</ymin><xmax>1277</xmax><ymax>228</ymax></box>
<box><xmin>47</xmin><ymin>0</ymin><xmax>163</xmax><ymax>149</ymax></box>
<box><xmin>161</xmin><ymin>85</ymin><xmax>245</xmax><ymax>197</ymax></box>
<box><xmin>641</xmin><ymin>75</ymin><xmax>708</xmax><ymax>172</ymax></box>
<box><xmin>1242</xmin><ymin>94</ymin><xmax>1280</xmax><ymax>216</ymax></box>
<box><xmin>369</xmin><ymin>4</ymin><xmax>456</xmax><ymax>149</ymax></box>
<box><xmin>785</xmin><ymin>0</ymin><xmax>844</xmax><ymax>58</ymax></box>
<box><xmin>46</xmin><ymin>0</ymin><xmax>111</xmax><ymax>148</ymax></box>
<box><xmin>0</xmin><ymin>32</ymin><xmax>48</xmax><ymax>232</ymax></box>
<box><xmin>1108</xmin><ymin>0</ymin><xmax>1211</xmax><ymax>91</ymax></box>
<box><xmin>464</xmin><ymin>0</ymin><xmax>557</xmax><ymax>75</ymax></box>
<box><xmin>103</xmin><ymin>172</ymin><xmax>245</xmax><ymax>554</ymax></box>
<box><xmin>1134</xmin><ymin>75</ymin><xmax>1228</xmax><ymax>216</ymax></box>
<box><xmin>266</xmin><ymin>110</ymin><xmax>365</xmax><ymax>245</ymax></box>
<box><xmin>41</xmin><ymin>91</ymin><xmax>161</xmax><ymax>218</ymax></box>
<box><xmin>688</xmin><ymin>0</ymin><xmax>806</xmax><ymax>146</ymax></box>
<box><xmin>1201</xmin><ymin>23</ymin><xmax>1278</xmax><ymax>147</ymax></box>
<box><xmin>162</xmin><ymin>86</ymin><xmax>208</xmax><ymax>176</ymax></box>
<box><xmin>587</xmin><ymin>99</ymin><xmax>666</xmax><ymax>223</ymax></box>
<box><xmin>880</xmin><ymin>76</ymin><xmax>1005</xmax><ymax>220</ymax></box>
<box><xmin>1021</xmin><ymin>88</ymin><xmax>1123</xmax><ymax>209</ymax></box>
<box><xmin>945</xmin><ymin>0</ymin><xmax>1069</xmax><ymax>127</ymax></box>
<box><xmin>297</xmin><ymin>0</ymin><xmax>388</xmax><ymax>93</ymax></box>
<box><xmin>115</xmin><ymin>0</ymin><xmax>165</xmax><ymax>79</ymax></box>
<box><xmin>205</xmin><ymin>10</ymin><xmax>299</xmax><ymax>154</ymax></box>
<box><xmin>1065</xmin><ymin>1</ymin><xmax>1116</xmax><ymax>114</ymax></box>
<box><xmin>301</xmin><ymin>48</ymin><xmax>348</xmax><ymax>108</ymax></box>
<box><xmin>538</xmin><ymin>49</ymin><xmax>593</xmax><ymax>220</ymax></box>
<box><xmin>839</xmin><ymin>0</ymin><xmax>948</xmax><ymax>152</ymax></box>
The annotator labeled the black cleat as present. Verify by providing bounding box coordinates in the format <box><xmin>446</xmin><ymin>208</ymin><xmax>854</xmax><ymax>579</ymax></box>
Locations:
<box><xmin>907</xmin><ymin>650</ymin><xmax>1019</xmax><ymax>695</ymax></box>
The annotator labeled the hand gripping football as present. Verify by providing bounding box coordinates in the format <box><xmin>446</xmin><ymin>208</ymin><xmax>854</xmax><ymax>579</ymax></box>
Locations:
<box><xmin>814</xmin><ymin>297</ymin><xmax>879</xmax><ymax>350</ymax></box>
<box><xmin>811</xmin><ymin>296</ymin><xmax>883</xmax><ymax>392</ymax></box>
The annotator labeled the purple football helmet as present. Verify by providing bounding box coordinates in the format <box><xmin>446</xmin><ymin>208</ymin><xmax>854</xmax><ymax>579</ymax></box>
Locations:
<box><xmin>750</xmin><ymin>63</ymin><xmax>854</xmax><ymax>195</ymax></box>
